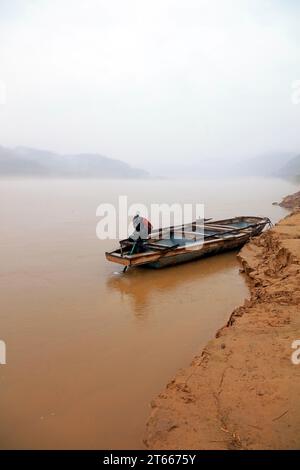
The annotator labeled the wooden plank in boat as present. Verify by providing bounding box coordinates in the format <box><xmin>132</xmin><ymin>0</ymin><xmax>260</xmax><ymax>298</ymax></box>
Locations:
<box><xmin>144</xmin><ymin>243</ymin><xmax>177</xmax><ymax>251</ymax></box>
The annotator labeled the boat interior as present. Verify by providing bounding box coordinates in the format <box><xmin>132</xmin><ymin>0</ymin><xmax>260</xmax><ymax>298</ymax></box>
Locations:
<box><xmin>117</xmin><ymin>217</ymin><xmax>265</xmax><ymax>257</ymax></box>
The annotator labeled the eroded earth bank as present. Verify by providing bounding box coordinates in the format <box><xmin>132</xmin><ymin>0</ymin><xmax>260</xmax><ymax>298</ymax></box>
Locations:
<box><xmin>144</xmin><ymin>192</ymin><xmax>300</xmax><ymax>450</ymax></box>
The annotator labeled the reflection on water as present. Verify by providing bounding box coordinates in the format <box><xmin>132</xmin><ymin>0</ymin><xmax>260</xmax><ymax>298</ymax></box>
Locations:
<box><xmin>0</xmin><ymin>176</ymin><xmax>298</xmax><ymax>449</ymax></box>
<box><xmin>107</xmin><ymin>251</ymin><xmax>241</xmax><ymax>316</ymax></box>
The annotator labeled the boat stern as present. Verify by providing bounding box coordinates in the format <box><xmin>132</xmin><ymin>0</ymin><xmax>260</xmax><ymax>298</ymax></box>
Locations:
<box><xmin>105</xmin><ymin>251</ymin><xmax>131</xmax><ymax>267</ymax></box>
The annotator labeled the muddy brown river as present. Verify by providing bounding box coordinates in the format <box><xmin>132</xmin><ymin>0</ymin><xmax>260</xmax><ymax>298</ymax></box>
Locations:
<box><xmin>0</xmin><ymin>177</ymin><xmax>297</xmax><ymax>448</ymax></box>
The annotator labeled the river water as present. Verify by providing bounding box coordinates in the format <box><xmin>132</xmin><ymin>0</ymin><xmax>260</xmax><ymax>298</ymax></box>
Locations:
<box><xmin>0</xmin><ymin>176</ymin><xmax>298</xmax><ymax>449</ymax></box>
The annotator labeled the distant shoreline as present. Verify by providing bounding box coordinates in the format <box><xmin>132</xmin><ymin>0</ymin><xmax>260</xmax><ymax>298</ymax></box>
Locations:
<box><xmin>0</xmin><ymin>174</ymin><xmax>152</xmax><ymax>180</ymax></box>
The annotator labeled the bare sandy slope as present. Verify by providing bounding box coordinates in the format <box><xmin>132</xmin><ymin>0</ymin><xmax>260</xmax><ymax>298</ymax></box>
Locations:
<box><xmin>144</xmin><ymin>206</ymin><xmax>300</xmax><ymax>450</ymax></box>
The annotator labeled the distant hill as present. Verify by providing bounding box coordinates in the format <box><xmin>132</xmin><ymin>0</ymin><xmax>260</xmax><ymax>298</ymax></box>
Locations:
<box><xmin>279</xmin><ymin>154</ymin><xmax>300</xmax><ymax>177</ymax></box>
<box><xmin>232</xmin><ymin>152</ymin><xmax>295</xmax><ymax>177</ymax></box>
<box><xmin>0</xmin><ymin>145</ymin><xmax>149</xmax><ymax>178</ymax></box>
<box><xmin>153</xmin><ymin>152</ymin><xmax>296</xmax><ymax>178</ymax></box>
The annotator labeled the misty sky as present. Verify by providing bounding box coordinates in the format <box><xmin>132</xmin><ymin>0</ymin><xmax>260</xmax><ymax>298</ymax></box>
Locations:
<box><xmin>0</xmin><ymin>0</ymin><xmax>300</xmax><ymax>173</ymax></box>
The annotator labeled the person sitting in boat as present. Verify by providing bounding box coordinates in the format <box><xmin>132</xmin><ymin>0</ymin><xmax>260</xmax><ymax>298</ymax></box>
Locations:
<box><xmin>129</xmin><ymin>214</ymin><xmax>153</xmax><ymax>251</ymax></box>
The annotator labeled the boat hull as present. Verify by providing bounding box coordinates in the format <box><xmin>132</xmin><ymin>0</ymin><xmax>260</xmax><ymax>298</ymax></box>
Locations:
<box><xmin>146</xmin><ymin>237</ymin><xmax>247</xmax><ymax>268</ymax></box>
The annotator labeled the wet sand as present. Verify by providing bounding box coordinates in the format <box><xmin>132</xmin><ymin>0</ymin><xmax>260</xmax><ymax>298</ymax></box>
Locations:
<box><xmin>145</xmin><ymin>192</ymin><xmax>300</xmax><ymax>450</ymax></box>
<box><xmin>0</xmin><ymin>177</ymin><xmax>298</xmax><ymax>449</ymax></box>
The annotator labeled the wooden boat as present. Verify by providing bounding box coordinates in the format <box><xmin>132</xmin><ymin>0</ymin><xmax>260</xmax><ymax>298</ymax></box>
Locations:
<box><xmin>105</xmin><ymin>216</ymin><xmax>271</xmax><ymax>270</ymax></box>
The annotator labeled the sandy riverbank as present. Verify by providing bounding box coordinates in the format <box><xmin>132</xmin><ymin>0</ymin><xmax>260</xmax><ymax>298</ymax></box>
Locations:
<box><xmin>144</xmin><ymin>193</ymin><xmax>300</xmax><ymax>450</ymax></box>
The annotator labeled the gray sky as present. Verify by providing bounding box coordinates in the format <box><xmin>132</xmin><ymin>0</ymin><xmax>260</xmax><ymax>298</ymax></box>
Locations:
<box><xmin>0</xmin><ymin>0</ymin><xmax>300</xmax><ymax>173</ymax></box>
